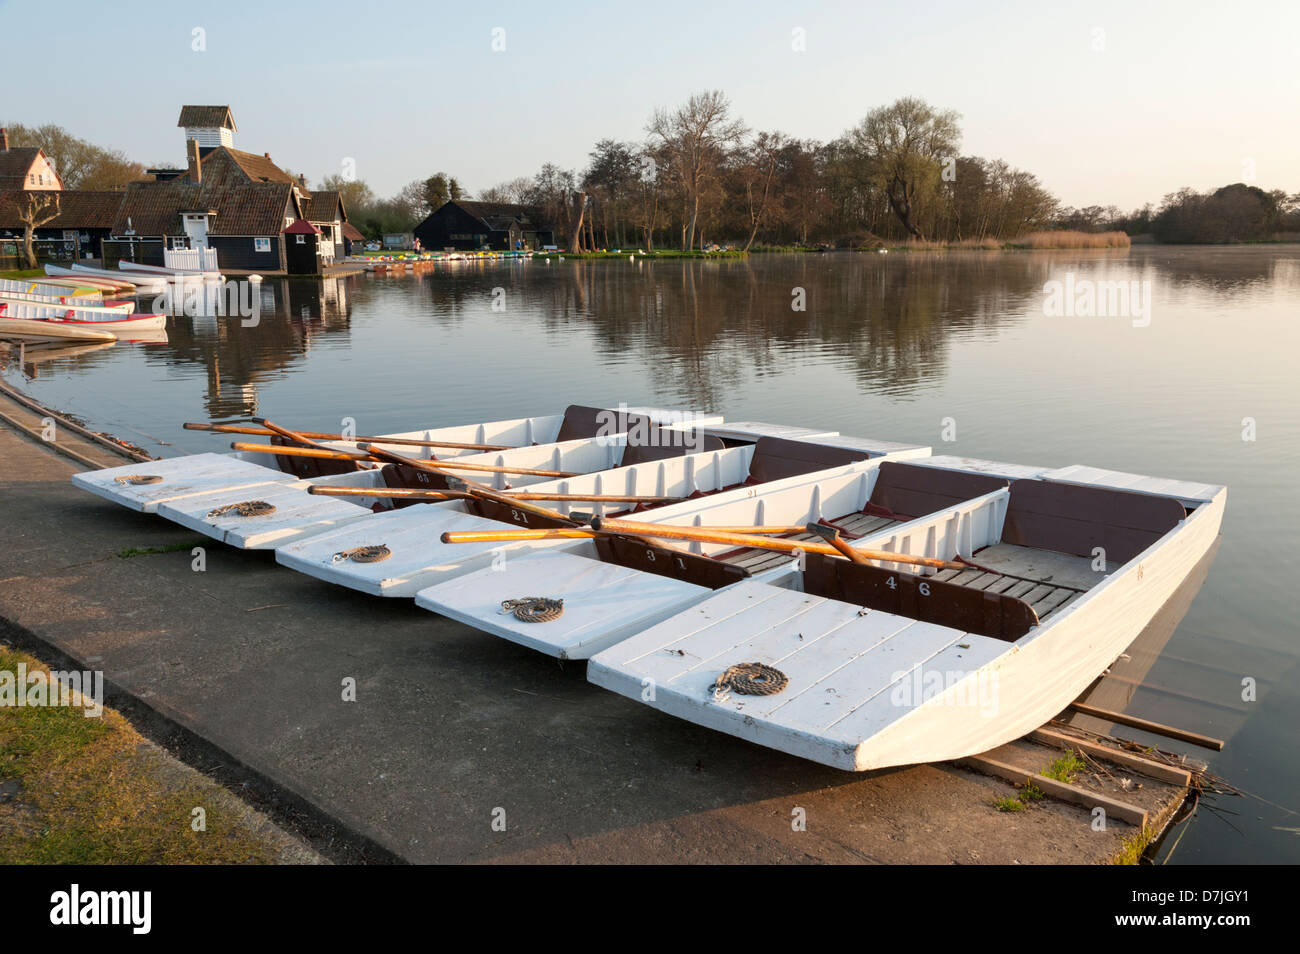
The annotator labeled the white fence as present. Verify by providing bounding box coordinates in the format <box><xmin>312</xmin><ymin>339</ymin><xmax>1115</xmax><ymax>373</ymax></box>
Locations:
<box><xmin>164</xmin><ymin>248</ymin><xmax>220</xmax><ymax>271</ymax></box>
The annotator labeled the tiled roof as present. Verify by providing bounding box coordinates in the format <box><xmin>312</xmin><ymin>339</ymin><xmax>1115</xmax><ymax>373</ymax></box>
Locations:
<box><xmin>184</xmin><ymin>147</ymin><xmax>303</xmax><ymax>191</ymax></box>
<box><xmin>0</xmin><ymin>190</ymin><xmax>121</xmax><ymax>230</ymax></box>
<box><xmin>0</xmin><ymin>147</ymin><xmax>47</xmax><ymax>191</ymax></box>
<box><xmin>342</xmin><ymin>222</ymin><xmax>365</xmax><ymax>241</ymax></box>
<box><xmin>303</xmin><ymin>190</ymin><xmax>343</xmax><ymax>223</ymax></box>
<box><xmin>451</xmin><ymin>200</ymin><xmax>552</xmax><ymax>231</ymax></box>
<box><xmin>113</xmin><ymin>179</ymin><xmax>295</xmax><ymax>236</ymax></box>
<box><xmin>177</xmin><ymin>106</ymin><xmax>237</xmax><ymax>130</ymax></box>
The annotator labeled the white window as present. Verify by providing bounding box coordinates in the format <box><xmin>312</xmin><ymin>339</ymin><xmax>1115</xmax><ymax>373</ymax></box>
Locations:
<box><xmin>296</xmin><ymin>234</ymin><xmax>306</xmax><ymax>244</ymax></box>
<box><xmin>170</xmin><ymin>237</ymin><xmax>187</xmax><ymax>250</ymax></box>
<box><xmin>254</xmin><ymin>237</ymin><xmax>271</xmax><ymax>252</ymax></box>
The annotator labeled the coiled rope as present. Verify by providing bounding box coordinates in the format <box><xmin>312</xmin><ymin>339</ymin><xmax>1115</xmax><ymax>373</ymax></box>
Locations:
<box><xmin>207</xmin><ymin>500</ymin><xmax>276</xmax><ymax>518</ymax></box>
<box><xmin>712</xmin><ymin>662</ymin><xmax>788</xmax><ymax>697</ymax></box>
<box><xmin>332</xmin><ymin>544</ymin><xmax>392</xmax><ymax>563</ymax></box>
<box><xmin>501</xmin><ymin>597</ymin><xmax>564</xmax><ymax>623</ymax></box>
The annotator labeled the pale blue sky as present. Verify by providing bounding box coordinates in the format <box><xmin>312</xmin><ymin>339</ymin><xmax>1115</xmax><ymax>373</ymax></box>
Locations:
<box><xmin>3</xmin><ymin>0</ymin><xmax>1296</xmax><ymax>209</ymax></box>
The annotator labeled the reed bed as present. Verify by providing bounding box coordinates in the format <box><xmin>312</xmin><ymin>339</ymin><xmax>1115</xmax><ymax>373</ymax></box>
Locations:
<box><xmin>1008</xmin><ymin>230</ymin><xmax>1131</xmax><ymax>249</ymax></box>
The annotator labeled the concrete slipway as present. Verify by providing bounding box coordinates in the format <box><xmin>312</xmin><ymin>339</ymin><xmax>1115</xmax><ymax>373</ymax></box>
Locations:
<box><xmin>0</xmin><ymin>388</ymin><xmax>1195</xmax><ymax>864</ymax></box>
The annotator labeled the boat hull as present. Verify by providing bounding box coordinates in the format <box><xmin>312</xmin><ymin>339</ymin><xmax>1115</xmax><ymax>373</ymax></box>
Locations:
<box><xmin>586</xmin><ymin>483</ymin><xmax>1225</xmax><ymax>771</ymax></box>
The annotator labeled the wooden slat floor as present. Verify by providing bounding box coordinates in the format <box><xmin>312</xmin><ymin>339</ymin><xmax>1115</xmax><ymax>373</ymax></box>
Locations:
<box><xmin>931</xmin><ymin>543</ymin><xmax>1100</xmax><ymax>622</ymax></box>
<box><xmin>717</xmin><ymin>512</ymin><xmax>900</xmax><ymax>575</ymax></box>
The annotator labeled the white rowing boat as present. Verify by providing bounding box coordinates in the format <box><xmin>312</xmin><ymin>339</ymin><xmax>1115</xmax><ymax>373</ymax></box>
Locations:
<box><xmin>150</xmin><ymin>422</ymin><xmax>732</xmax><ymax>551</ymax></box>
<box><xmin>1</xmin><ymin>292</ymin><xmax>134</xmax><ymax>314</ymax></box>
<box><xmin>414</xmin><ymin>455</ymin><xmax>1021</xmax><ymax>656</ymax></box>
<box><xmin>581</xmin><ymin>464</ymin><xmax>1225</xmax><ymax>771</ymax></box>
<box><xmin>118</xmin><ymin>260</ymin><xmax>223</xmax><ymax>280</ymax></box>
<box><xmin>44</xmin><ymin>264</ymin><xmax>160</xmax><ymax>293</ymax></box>
<box><xmin>0</xmin><ymin>278</ymin><xmax>105</xmax><ymax>301</ymax></box>
<box><xmin>70</xmin><ymin>405</ymin><xmax>722</xmax><ymax>515</ymax></box>
<box><xmin>0</xmin><ymin>316</ymin><xmax>116</xmax><ymax>343</ymax></box>
<box><xmin>0</xmin><ymin>299</ymin><xmax>164</xmax><ymax>331</ymax></box>
<box><xmin>275</xmin><ymin>430</ymin><xmax>929</xmax><ymax>597</ymax></box>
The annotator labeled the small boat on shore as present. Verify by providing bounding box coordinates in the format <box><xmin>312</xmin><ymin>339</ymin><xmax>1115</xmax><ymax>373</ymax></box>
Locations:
<box><xmin>44</xmin><ymin>264</ymin><xmax>155</xmax><ymax>293</ymax></box>
<box><xmin>1</xmin><ymin>291</ymin><xmax>134</xmax><ymax>314</ymax></box>
<box><xmin>119</xmin><ymin>260</ymin><xmax>222</xmax><ymax>281</ymax></box>
<box><xmin>0</xmin><ymin>315</ymin><xmax>116</xmax><ymax>343</ymax></box>
<box><xmin>0</xmin><ymin>299</ymin><xmax>165</xmax><ymax>332</ymax></box>
<box><xmin>0</xmin><ymin>278</ymin><xmax>105</xmax><ymax>301</ymax></box>
<box><xmin>277</xmin><ymin>429</ymin><xmax>929</xmax><ymax>597</ymax></box>
<box><xmin>584</xmin><ymin>466</ymin><xmax>1225</xmax><ymax>771</ymax></box>
<box><xmin>70</xmin><ymin>405</ymin><xmax>723</xmax><ymax>515</ymax></box>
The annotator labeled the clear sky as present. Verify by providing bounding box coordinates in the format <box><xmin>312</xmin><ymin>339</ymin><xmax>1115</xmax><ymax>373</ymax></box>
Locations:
<box><xmin>2</xmin><ymin>0</ymin><xmax>1296</xmax><ymax>210</ymax></box>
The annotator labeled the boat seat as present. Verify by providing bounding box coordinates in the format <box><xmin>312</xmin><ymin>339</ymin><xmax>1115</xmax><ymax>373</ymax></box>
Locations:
<box><xmin>745</xmin><ymin>436</ymin><xmax>872</xmax><ymax>483</ymax></box>
<box><xmin>619</xmin><ymin>429</ymin><xmax>725</xmax><ymax>466</ymax></box>
<box><xmin>270</xmin><ymin>434</ymin><xmax>360</xmax><ymax>479</ymax></box>
<box><xmin>555</xmin><ymin>404</ymin><xmax>656</xmax><ymax>443</ymax></box>
<box><xmin>717</xmin><ymin>465</ymin><xmax>1009</xmax><ymax>574</ymax></box>
<box><xmin>1002</xmin><ymin>479</ymin><xmax>1186</xmax><ymax>565</ymax></box>
<box><xmin>803</xmin><ymin>552</ymin><xmax>1040</xmax><ymax>641</ymax></box>
<box><xmin>866</xmin><ymin>462</ymin><xmax>1008</xmax><ymax>521</ymax></box>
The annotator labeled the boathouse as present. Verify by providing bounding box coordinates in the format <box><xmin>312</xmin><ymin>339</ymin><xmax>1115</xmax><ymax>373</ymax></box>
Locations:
<box><xmin>413</xmin><ymin>201</ymin><xmax>556</xmax><ymax>251</ymax></box>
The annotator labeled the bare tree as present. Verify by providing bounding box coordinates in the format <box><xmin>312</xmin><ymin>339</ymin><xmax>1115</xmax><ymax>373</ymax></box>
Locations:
<box><xmin>647</xmin><ymin>91</ymin><xmax>746</xmax><ymax>250</ymax></box>
<box><xmin>4</xmin><ymin>192</ymin><xmax>62</xmax><ymax>268</ymax></box>
<box><xmin>735</xmin><ymin>131</ymin><xmax>791</xmax><ymax>251</ymax></box>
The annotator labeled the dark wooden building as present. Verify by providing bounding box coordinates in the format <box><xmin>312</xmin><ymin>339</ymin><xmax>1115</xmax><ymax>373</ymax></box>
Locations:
<box><xmin>0</xmin><ymin>190</ymin><xmax>121</xmax><ymax>262</ymax></box>
<box><xmin>413</xmin><ymin>200</ymin><xmax>555</xmax><ymax>251</ymax></box>
<box><xmin>283</xmin><ymin>218</ymin><xmax>321</xmax><ymax>274</ymax></box>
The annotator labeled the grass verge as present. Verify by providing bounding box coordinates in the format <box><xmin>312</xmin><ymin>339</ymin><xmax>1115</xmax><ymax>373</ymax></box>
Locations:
<box><xmin>0</xmin><ymin>643</ymin><xmax>318</xmax><ymax>864</ymax></box>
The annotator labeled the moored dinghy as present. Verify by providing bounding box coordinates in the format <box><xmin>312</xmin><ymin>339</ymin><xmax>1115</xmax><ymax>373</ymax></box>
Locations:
<box><xmin>70</xmin><ymin>404</ymin><xmax>720</xmax><ymax>515</ymax></box>
<box><xmin>150</xmin><ymin>420</ymin><xmax>728</xmax><ymax>550</ymax></box>
<box><xmin>270</xmin><ymin>426</ymin><xmax>893</xmax><ymax>596</ymax></box>
<box><xmin>415</xmin><ymin>456</ymin><xmax>1013</xmax><ymax>659</ymax></box>
<box><xmin>585</xmin><ymin>466</ymin><xmax>1225</xmax><ymax>771</ymax></box>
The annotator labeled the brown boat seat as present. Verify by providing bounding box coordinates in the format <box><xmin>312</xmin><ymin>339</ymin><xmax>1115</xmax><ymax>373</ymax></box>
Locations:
<box><xmin>745</xmin><ymin>436</ymin><xmax>872</xmax><ymax>483</ymax></box>
<box><xmin>803</xmin><ymin>552</ymin><xmax>1038</xmax><ymax>641</ymax></box>
<box><xmin>555</xmin><ymin>405</ymin><xmax>657</xmax><ymax>443</ymax></box>
<box><xmin>620</xmin><ymin>428</ymin><xmax>726</xmax><ymax>466</ymax></box>
<box><xmin>594</xmin><ymin>535</ymin><xmax>751</xmax><ymax>590</ymax></box>
<box><xmin>1002</xmin><ymin>480</ymin><xmax>1186</xmax><ymax>565</ymax></box>
<box><xmin>866</xmin><ymin>462</ymin><xmax>1009</xmax><ymax>521</ymax></box>
<box><xmin>270</xmin><ymin>434</ymin><xmax>360</xmax><ymax>479</ymax></box>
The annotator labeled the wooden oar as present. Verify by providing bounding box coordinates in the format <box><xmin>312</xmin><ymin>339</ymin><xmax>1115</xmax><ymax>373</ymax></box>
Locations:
<box><xmin>803</xmin><ymin>522</ymin><xmax>870</xmax><ymax>565</ymax></box>
<box><xmin>356</xmin><ymin>443</ymin><xmax>585</xmax><ymax>526</ymax></box>
<box><xmin>231</xmin><ymin>442</ymin><xmax>578</xmax><ymax>479</ymax></box>
<box><xmin>306</xmin><ymin>485</ymin><xmax>685</xmax><ymax>504</ymax></box>
<box><xmin>587</xmin><ymin>516</ymin><xmax>966</xmax><ymax>570</ymax></box>
<box><xmin>184</xmin><ymin>421</ymin><xmax>511</xmax><ymax>452</ymax></box>
<box><xmin>440</xmin><ymin>524</ymin><xmax>813</xmax><ymax>543</ymax></box>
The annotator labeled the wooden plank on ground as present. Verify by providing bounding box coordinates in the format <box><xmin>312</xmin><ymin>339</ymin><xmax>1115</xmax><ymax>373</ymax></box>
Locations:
<box><xmin>957</xmin><ymin>753</ymin><xmax>1148</xmax><ymax>827</ymax></box>
<box><xmin>1029</xmin><ymin>728</ymin><xmax>1192</xmax><ymax>786</ymax></box>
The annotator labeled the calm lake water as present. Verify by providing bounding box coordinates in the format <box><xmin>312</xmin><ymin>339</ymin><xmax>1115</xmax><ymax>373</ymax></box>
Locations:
<box><xmin>4</xmin><ymin>247</ymin><xmax>1297</xmax><ymax>864</ymax></box>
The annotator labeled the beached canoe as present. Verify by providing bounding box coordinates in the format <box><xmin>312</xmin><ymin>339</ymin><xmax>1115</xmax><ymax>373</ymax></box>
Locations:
<box><xmin>1</xmin><ymin>291</ymin><xmax>132</xmax><ymax>313</ymax></box>
<box><xmin>118</xmin><ymin>260</ymin><xmax>222</xmax><ymax>280</ymax></box>
<box><xmin>44</xmin><ymin>264</ymin><xmax>157</xmax><ymax>293</ymax></box>
<box><xmin>275</xmin><ymin>430</ymin><xmax>930</xmax><ymax>597</ymax></box>
<box><xmin>0</xmin><ymin>316</ymin><xmax>116</xmax><ymax>343</ymax></box>
<box><xmin>152</xmin><ymin>422</ymin><xmax>748</xmax><ymax>551</ymax></box>
<box><xmin>0</xmin><ymin>299</ymin><xmax>164</xmax><ymax>331</ymax></box>
<box><xmin>0</xmin><ymin>278</ymin><xmax>104</xmax><ymax>301</ymax></box>
<box><xmin>69</xmin><ymin>405</ymin><xmax>722</xmax><ymax>515</ymax></box>
<box><xmin>582</xmin><ymin>465</ymin><xmax>1225</xmax><ymax>771</ymax></box>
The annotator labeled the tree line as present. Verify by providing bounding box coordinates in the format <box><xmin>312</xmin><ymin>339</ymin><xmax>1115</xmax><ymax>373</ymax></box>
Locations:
<box><xmin>7</xmin><ymin>101</ymin><xmax>1299</xmax><ymax>248</ymax></box>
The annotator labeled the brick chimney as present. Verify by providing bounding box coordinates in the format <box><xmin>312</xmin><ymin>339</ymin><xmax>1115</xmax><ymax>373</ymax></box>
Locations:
<box><xmin>0</xmin><ymin>128</ymin><xmax>8</xmax><ymax>151</ymax></box>
<box><xmin>264</xmin><ymin>152</ymin><xmax>271</xmax><ymax>159</ymax></box>
<box><xmin>187</xmin><ymin>138</ymin><xmax>202</xmax><ymax>183</ymax></box>
<box><xmin>298</xmin><ymin>173</ymin><xmax>306</xmax><ymax>186</ymax></box>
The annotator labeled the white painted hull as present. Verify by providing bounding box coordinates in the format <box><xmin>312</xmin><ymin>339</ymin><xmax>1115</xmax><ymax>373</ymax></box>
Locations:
<box><xmin>71</xmin><ymin>407</ymin><xmax>724</xmax><ymax>517</ymax></box>
<box><xmin>587</xmin><ymin>480</ymin><xmax>1226</xmax><ymax>771</ymax></box>
<box><xmin>119</xmin><ymin>260</ymin><xmax>222</xmax><ymax>280</ymax></box>
<box><xmin>0</xmin><ymin>300</ymin><xmax>164</xmax><ymax>331</ymax></box>
<box><xmin>0</xmin><ymin>317</ymin><xmax>116</xmax><ymax>343</ymax></box>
